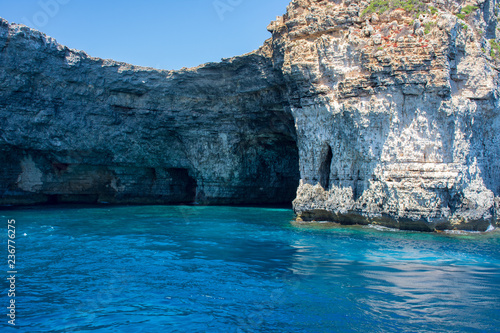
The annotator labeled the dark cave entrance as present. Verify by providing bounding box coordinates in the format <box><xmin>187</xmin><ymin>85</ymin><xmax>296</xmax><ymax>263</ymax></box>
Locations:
<box><xmin>237</xmin><ymin>136</ymin><xmax>300</xmax><ymax>206</ymax></box>
<box><xmin>233</xmin><ymin>107</ymin><xmax>301</xmax><ymax>206</ymax></box>
<box><xmin>319</xmin><ymin>144</ymin><xmax>333</xmax><ymax>190</ymax></box>
<box><xmin>167</xmin><ymin>168</ymin><xmax>197</xmax><ymax>203</ymax></box>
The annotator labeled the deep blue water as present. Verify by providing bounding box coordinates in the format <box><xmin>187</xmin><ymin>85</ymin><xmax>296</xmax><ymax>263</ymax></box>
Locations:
<box><xmin>1</xmin><ymin>205</ymin><xmax>500</xmax><ymax>333</ymax></box>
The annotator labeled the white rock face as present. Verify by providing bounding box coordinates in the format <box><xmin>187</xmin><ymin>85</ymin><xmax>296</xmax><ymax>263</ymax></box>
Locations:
<box><xmin>269</xmin><ymin>0</ymin><xmax>500</xmax><ymax>230</ymax></box>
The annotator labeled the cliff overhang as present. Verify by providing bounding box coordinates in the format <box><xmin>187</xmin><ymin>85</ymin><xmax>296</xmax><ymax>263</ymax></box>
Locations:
<box><xmin>0</xmin><ymin>18</ymin><xmax>299</xmax><ymax>206</ymax></box>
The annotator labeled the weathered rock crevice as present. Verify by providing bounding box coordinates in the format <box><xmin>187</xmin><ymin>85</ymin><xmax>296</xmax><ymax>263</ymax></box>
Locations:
<box><xmin>318</xmin><ymin>143</ymin><xmax>333</xmax><ymax>190</ymax></box>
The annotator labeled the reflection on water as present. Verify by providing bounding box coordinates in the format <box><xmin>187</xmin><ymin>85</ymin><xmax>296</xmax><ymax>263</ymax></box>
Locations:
<box><xmin>1</xmin><ymin>206</ymin><xmax>499</xmax><ymax>332</ymax></box>
<box><xmin>286</xmin><ymin>223</ymin><xmax>500</xmax><ymax>332</ymax></box>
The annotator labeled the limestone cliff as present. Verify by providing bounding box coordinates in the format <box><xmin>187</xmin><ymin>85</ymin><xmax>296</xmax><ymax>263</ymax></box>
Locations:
<box><xmin>0</xmin><ymin>18</ymin><xmax>299</xmax><ymax>205</ymax></box>
<box><xmin>1</xmin><ymin>0</ymin><xmax>499</xmax><ymax>231</ymax></box>
<box><xmin>269</xmin><ymin>0</ymin><xmax>500</xmax><ymax>230</ymax></box>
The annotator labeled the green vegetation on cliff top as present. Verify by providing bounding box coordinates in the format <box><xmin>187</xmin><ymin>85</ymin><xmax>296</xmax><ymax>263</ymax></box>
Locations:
<box><xmin>456</xmin><ymin>5</ymin><xmax>479</xmax><ymax>20</ymax></box>
<box><xmin>362</xmin><ymin>0</ymin><xmax>429</xmax><ymax>17</ymax></box>
<box><xmin>490</xmin><ymin>39</ymin><xmax>500</xmax><ymax>58</ymax></box>
<box><xmin>423</xmin><ymin>21</ymin><xmax>436</xmax><ymax>34</ymax></box>
<box><xmin>362</xmin><ymin>1</ymin><xmax>479</xmax><ymax>19</ymax></box>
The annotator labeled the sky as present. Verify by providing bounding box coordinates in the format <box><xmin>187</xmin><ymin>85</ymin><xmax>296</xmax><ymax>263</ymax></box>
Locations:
<box><xmin>0</xmin><ymin>0</ymin><xmax>291</xmax><ymax>70</ymax></box>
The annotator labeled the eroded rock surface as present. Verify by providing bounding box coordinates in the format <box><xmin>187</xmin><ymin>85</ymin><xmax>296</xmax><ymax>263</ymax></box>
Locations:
<box><xmin>268</xmin><ymin>0</ymin><xmax>500</xmax><ymax>230</ymax></box>
<box><xmin>0</xmin><ymin>18</ymin><xmax>299</xmax><ymax>205</ymax></box>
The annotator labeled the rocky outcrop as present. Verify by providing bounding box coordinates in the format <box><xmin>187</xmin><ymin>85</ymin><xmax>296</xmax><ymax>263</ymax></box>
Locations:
<box><xmin>0</xmin><ymin>18</ymin><xmax>299</xmax><ymax>205</ymax></box>
<box><xmin>1</xmin><ymin>0</ymin><xmax>499</xmax><ymax>231</ymax></box>
<box><xmin>268</xmin><ymin>0</ymin><xmax>500</xmax><ymax>230</ymax></box>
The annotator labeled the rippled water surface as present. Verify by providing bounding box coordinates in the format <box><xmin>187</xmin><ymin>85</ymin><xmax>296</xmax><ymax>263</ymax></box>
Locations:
<box><xmin>1</xmin><ymin>206</ymin><xmax>500</xmax><ymax>332</ymax></box>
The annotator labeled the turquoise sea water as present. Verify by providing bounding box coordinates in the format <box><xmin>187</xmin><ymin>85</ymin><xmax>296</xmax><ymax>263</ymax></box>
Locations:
<box><xmin>1</xmin><ymin>205</ymin><xmax>499</xmax><ymax>332</ymax></box>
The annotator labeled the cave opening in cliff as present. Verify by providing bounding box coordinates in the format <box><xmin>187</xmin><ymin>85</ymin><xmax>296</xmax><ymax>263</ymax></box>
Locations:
<box><xmin>167</xmin><ymin>168</ymin><xmax>197</xmax><ymax>204</ymax></box>
<box><xmin>319</xmin><ymin>144</ymin><xmax>333</xmax><ymax>190</ymax></box>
